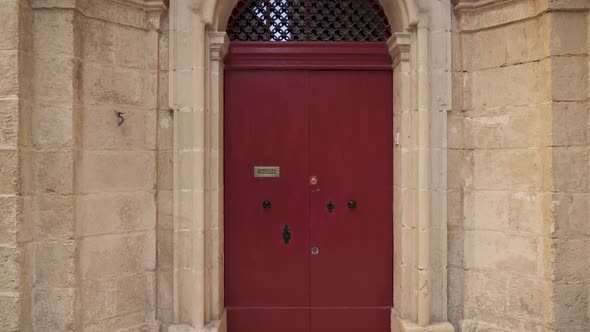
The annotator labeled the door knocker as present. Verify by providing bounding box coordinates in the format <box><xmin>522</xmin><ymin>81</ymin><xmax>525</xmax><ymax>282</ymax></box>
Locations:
<box><xmin>327</xmin><ymin>200</ymin><xmax>335</xmax><ymax>214</ymax></box>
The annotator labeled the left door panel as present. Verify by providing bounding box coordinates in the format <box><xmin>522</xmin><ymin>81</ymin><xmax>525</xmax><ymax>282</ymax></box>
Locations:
<box><xmin>225</xmin><ymin>71</ymin><xmax>310</xmax><ymax>332</ymax></box>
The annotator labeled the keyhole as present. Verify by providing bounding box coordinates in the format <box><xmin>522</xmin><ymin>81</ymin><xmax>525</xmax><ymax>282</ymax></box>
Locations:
<box><xmin>327</xmin><ymin>200</ymin><xmax>335</xmax><ymax>214</ymax></box>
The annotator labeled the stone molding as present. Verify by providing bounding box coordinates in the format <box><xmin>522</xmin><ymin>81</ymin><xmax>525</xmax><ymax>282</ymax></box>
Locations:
<box><xmin>31</xmin><ymin>0</ymin><xmax>166</xmax><ymax>10</ymax></box>
<box><xmin>454</xmin><ymin>0</ymin><xmax>513</xmax><ymax>10</ymax></box>
<box><xmin>388</xmin><ymin>33</ymin><xmax>411</xmax><ymax>67</ymax></box>
<box><xmin>111</xmin><ymin>0</ymin><xmax>167</xmax><ymax>11</ymax></box>
<box><xmin>456</xmin><ymin>0</ymin><xmax>590</xmax><ymax>32</ymax></box>
<box><xmin>455</xmin><ymin>0</ymin><xmax>590</xmax><ymax>14</ymax></box>
<box><xmin>209</xmin><ymin>32</ymin><xmax>229</xmax><ymax>61</ymax></box>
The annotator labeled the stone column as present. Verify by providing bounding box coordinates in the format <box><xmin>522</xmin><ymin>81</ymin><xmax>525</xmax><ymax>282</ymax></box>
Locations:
<box><xmin>0</xmin><ymin>0</ymin><xmax>32</xmax><ymax>330</ymax></box>
<box><xmin>205</xmin><ymin>30</ymin><xmax>229</xmax><ymax>326</ymax></box>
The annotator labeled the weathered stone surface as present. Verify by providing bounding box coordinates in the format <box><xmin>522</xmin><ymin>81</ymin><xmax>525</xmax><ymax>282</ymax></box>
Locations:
<box><xmin>462</xmin><ymin>16</ymin><xmax>549</xmax><ymax>71</ymax></box>
<box><xmin>0</xmin><ymin>98</ymin><xmax>18</xmax><ymax>147</ymax></box>
<box><xmin>463</xmin><ymin>271</ymin><xmax>507</xmax><ymax>316</ymax></box>
<box><xmin>32</xmin><ymin>56</ymin><xmax>75</xmax><ymax>102</ymax></box>
<box><xmin>467</xmin><ymin>149</ymin><xmax>542</xmax><ymax>191</ymax></box>
<box><xmin>157</xmin><ymin>189</ymin><xmax>173</xmax><ymax>230</ymax></box>
<box><xmin>551</xmin><ymin>147</ymin><xmax>589</xmax><ymax>192</ymax></box>
<box><xmin>464</xmin><ymin>60</ymin><xmax>550</xmax><ymax>110</ymax></box>
<box><xmin>464</xmin><ymin>230</ymin><xmax>538</xmax><ymax>276</ymax></box>
<box><xmin>0</xmin><ymin>195</ymin><xmax>17</xmax><ymax>244</ymax></box>
<box><xmin>32</xmin><ymin>287</ymin><xmax>75</xmax><ymax>331</ymax></box>
<box><xmin>158</xmin><ymin>149</ymin><xmax>173</xmax><ymax>190</ymax></box>
<box><xmin>81</xmin><ymin>108</ymin><xmax>157</xmax><ymax>150</ymax></box>
<box><xmin>157</xmin><ymin>228</ymin><xmax>173</xmax><ymax>269</ymax></box>
<box><xmin>551</xmin><ymin>56</ymin><xmax>588</xmax><ymax>102</ymax></box>
<box><xmin>33</xmin><ymin>194</ymin><xmax>74</xmax><ymax>240</ymax></box>
<box><xmin>554</xmin><ymin>239</ymin><xmax>590</xmax><ymax>282</ymax></box>
<box><xmin>553</xmin><ymin>282</ymin><xmax>589</xmax><ymax>329</ymax></box>
<box><xmin>79</xmin><ymin>16</ymin><xmax>116</xmax><ymax>64</ymax></box>
<box><xmin>463</xmin><ymin>105</ymin><xmax>545</xmax><ymax>149</ymax></box>
<box><xmin>0</xmin><ymin>294</ymin><xmax>19</xmax><ymax>331</ymax></box>
<box><xmin>80</xmin><ymin>63</ymin><xmax>157</xmax><ymax>107</ymax></box>
<box><xmin>31</xmin><ymin>106</ymin><xmax>73</xmax><ymax>147</ymax></box>
<box><xmin>0</xmin><ymin>246</ymin><xmax>19</xmax><ymax>292</ymax></box>
<box><xmin>32</xmin><ymin>151</ymin><xmax>73</xmax><ymax>194</ymax></box>
<box><xmin>78</xmin><ymin>151</ymin><xmax>155</xmax><ymax>193</ymax></box>
<box><xmin>158</xmin><ymin>269</ymin><xmax>173</xmax><ymax>311</ymax></box>
<box><xmin>0</xmin><ymin>0</ymin><xmax>18</xmax><ymax>50</ymax></box>
<box><xmin>34</xmin><ymin>241</ymin><xmax>75</xmax><ymax>287</ymax></box>
<box><xmin>0</xmin><ymin>150</ymin><xmax>18</xmax><ymax>194</ymax></box>
<box><xmin>32</xmin><ymin>9</ymin><xmax>74</xmax><ymax>56</ymax></box>
<box><xmin>80</xmin><ymin>231</ymin><xmax>155</xmax><ymax>280</ymax></box>
<box><xmin>114</xmin><ymin>24</ymin><xmax>153</xmax><ymax>69</ymax></box>
<box><xmin>550</xmin><ymin>11</ymin><xmax>588</xmax><ymax>56</ymax></box>
<box><xmin>507</xmin><ymin>276</ymin><xmax>548</xmax><ymax>320</ymax></box>
<box><xmin>552</xmin><ymin>193</ymin><xmax>590</xmax><ymax>237</ymax></box>
<box><xmin>158</xmin><ymin>109</ymin><xmax>173</xmax><ymax>150</ymax></box>
<box><xmin>81</xmin><ymin>273</ymin><xmax>156</xmax><ymax>325</ymax></box>
<box><xmin>0</xmin><ymin>50</ymin><xmax>18</xmax><ymax>96</ymax></box>
<box><xmin>78</xmin><ymin>192</ymin><xmax>156</xmax><ymax>236</ymax></box>
<box><xmin>551</xmin><ymin>101</ymin><xmax>589</xmax><ymax>147</ymax></box>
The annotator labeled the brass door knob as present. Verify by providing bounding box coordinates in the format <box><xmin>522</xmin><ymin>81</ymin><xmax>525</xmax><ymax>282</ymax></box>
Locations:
<box><xmin>310</xmin><ymin>176</ymin><xmax>318</xmax><ymax>185</ymax></box>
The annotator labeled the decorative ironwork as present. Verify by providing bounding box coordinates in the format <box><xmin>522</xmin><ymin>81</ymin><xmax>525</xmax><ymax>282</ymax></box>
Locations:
<box><xmin>227</xmin><ymin>0</ymin><xmax>391</xmax><ymax>42</ymax></box>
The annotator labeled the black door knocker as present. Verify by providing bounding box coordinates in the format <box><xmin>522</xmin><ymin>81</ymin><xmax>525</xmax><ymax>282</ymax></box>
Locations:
<box><xmin>327</xmin><ymin>200</ymin><xmax>335</xmax><ymax>214</ymax></box>
<box><xmin>282</xmin><ymin>225</ymin><xmax>292</xmax><ymax>245</ymax></box>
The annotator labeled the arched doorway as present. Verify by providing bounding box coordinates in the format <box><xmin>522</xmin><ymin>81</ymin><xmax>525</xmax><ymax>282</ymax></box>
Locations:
<box><xmin>166</xmin><ymin>0</ymin><xmax>455</xmax><ymax>330</ymax></box>
<box><xmin>224</xmin><ymin>1</ymin><xmax>393</xmax><ymax>331</ymax></box>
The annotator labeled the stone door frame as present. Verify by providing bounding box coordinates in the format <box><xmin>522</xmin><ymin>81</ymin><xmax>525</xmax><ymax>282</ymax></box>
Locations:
<box><xmin>167</xmin><ymin>1</ymin><xmax>454</xmax><ymax>331</ymax></box>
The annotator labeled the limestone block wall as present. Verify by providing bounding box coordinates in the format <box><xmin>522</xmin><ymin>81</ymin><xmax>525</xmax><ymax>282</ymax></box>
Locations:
<box><xmin>453</xmin><ymin>0</ymin><xmax>590</xmax><ymax>330</ymax></box>
<box><xmin>549</xmin><ymin>6</ymin><xmax>590</xmax><ymax>331</ymax></box>
<box><xmin>73</xmin><ymin>2</ymin><xmax>161</xmax><ymax>331</ymax></box>
<box><xmin>0</xmin><ymin>0</ymin><xmax>166</xmax><ymax>330</ymax></box>
<box><xmin>29</xmin><ymin>3</ymin><xmax>79</xmax><ymax>330</ymax></box>
<box><xmin>0</xmin><ymin>0</ymin><xmax>32</xmax><ymax>331</ymax></box>
<box><xmin>156</xmin><ymin>13</ymin><xmax>174</xmax><ymax>331</ymax></box>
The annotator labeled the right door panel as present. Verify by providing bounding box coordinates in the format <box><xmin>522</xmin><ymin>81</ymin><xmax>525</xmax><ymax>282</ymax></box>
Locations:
<box><xmin>309</xmin><ymin>70</ymin><xmax>393</xmax><ymax>331</ymax></box>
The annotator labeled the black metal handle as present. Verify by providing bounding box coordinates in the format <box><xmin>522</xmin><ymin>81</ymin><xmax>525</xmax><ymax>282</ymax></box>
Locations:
<box><xmin>327</xmin><ymin>200</ymin><xmax>335</xmax><ymax>213</ymax></box>
<box><xmin>347</xmin><ymin>200</ymin><xmax>357</xmax><ymax>209</ymax></box>
<box><xmin>262</xmin><ymin>200</ymin><xmax>272</xmax><ymax>209</ymax></box>
<box><xmin>282</xmin><ymin>225</ymin><xmax>291</xmax><ymax>244</ymax></box>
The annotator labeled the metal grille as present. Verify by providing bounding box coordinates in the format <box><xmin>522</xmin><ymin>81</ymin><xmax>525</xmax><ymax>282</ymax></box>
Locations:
<box><xmin>227</xmin><ymin>0</ymin><xmax>391</xmax><ymax>42</ymax></box>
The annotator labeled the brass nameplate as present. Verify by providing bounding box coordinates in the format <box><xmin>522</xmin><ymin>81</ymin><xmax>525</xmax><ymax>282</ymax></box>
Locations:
<box><xmin>254</xmin><ymin>166</ymin><xmax>280</xmax><ymax>178</ymax></box>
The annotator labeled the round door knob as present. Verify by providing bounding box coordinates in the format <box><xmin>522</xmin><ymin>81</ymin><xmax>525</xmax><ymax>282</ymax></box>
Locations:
<box><xmin>311</xmin><ymin>247</ymin><xmax>319</xmax><ymax>255</ymax></box>
<box><xmin>310</xmin><ymin>176</ymin><xmax>318</xmax><ymax>185</ymax></box>
<box><xmin>347</xmin><ymin>200</ymin><xmax>357</xmax><ymax>209</ymax></box>
<box><xmin>262</xmin><ymin>200</ymin><xmax>272</xmax><ymax>209</ymax></box>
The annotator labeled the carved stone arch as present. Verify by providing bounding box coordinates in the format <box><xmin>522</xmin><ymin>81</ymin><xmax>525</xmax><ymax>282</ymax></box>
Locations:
<box><xmin>167</xmin><ymin>0</ymin><xmax>454</xmax><ymax>331</ymax></box>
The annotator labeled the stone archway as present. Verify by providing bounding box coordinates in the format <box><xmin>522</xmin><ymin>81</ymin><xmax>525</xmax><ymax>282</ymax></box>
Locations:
<box><xmin>166</xmin><ymin>0</ymin><xmax>454</xmax><ymax>331</ymax></box>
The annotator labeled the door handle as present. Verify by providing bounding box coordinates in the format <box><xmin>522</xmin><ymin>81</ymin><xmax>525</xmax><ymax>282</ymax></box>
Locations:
<box><xmin>347</xmin><ymin>200</ymin><xmax>357</xmax><ymax>209</ymax></box>
<box><xmin>282</xmin><ymin>225</ymin><xmax>291</xmax><ymax>244</ymax></box>
<box><xmin>262</xmin><ymin>200</ymin><xmax>272</xmax><ymax>209</ymax></box>
<box><xmin>327</xmin><ymin>200</ymin><xmax>335</xmax><ymax>213</ymax></box>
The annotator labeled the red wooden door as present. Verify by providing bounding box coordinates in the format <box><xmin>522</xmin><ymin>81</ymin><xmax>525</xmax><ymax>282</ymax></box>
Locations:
<box><xmin>308</xmin><ymin>71</ymin><xmax>393</xmax><ymax>331</ymax></box>
<box><xmin>224</xmin><ymin>70</ymin><xmax>311</xmax><ymax>332</ymax></box>
<box><xmin>225</xmin><ymin>43</ymin><xmax>392</xmax><ymax>332</ymax></box>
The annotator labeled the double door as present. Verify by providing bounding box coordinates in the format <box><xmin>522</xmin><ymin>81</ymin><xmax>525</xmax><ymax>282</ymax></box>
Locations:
<box><xmin>225</xmin><ymin>68</ymin><xmax>393</xmax><ymax>332</ymax></box>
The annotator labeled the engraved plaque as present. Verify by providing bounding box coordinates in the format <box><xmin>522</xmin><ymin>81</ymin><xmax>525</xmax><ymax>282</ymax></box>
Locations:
<box><xmin>254</xmin><ymin>166</ymin><xmax>280</xmax><ymax>178</ymax></box>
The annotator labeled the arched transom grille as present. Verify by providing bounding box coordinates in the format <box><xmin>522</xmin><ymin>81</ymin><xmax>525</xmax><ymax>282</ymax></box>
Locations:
<box><xmin>227</xmin><ymin>0</ymin><xmax>392</xmax><ymax>42</ymax></box>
